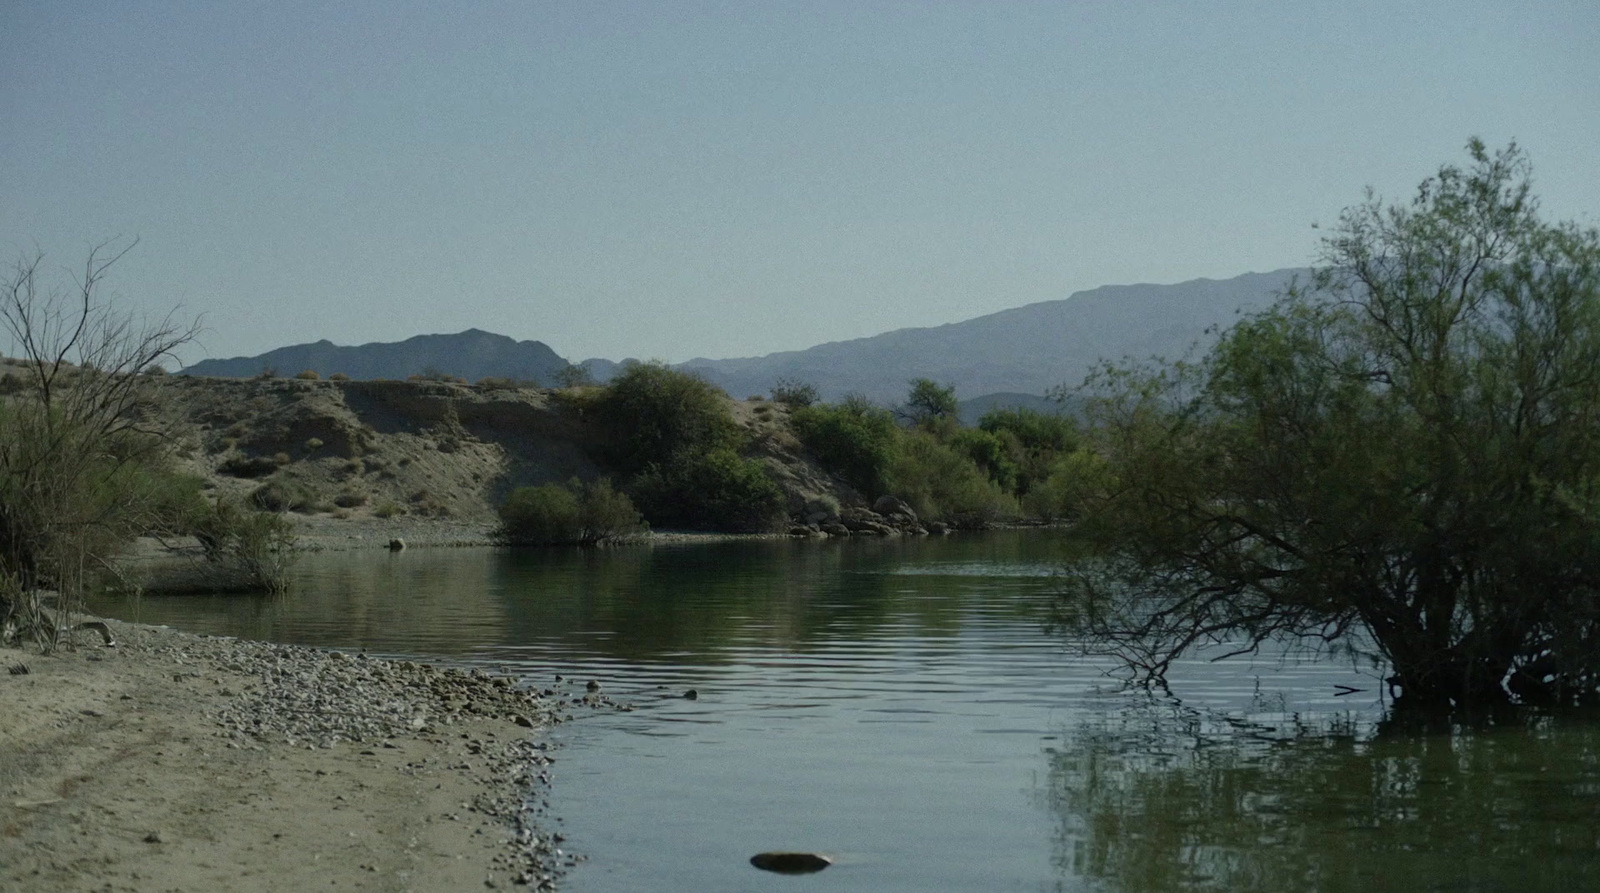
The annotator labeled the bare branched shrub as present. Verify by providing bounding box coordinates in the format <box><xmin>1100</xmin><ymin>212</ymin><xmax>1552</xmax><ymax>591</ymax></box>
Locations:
<box><xmin>0</xmin><ymin>240</ymin><xmax>203</xmax><ymax>648</ymax></box>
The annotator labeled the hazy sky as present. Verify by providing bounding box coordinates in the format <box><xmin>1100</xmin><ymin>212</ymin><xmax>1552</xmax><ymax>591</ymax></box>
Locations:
<box><xmin>3</xmin><ymin>2</ymin><xmax>1596</xmax><ymax>367</ymax></box>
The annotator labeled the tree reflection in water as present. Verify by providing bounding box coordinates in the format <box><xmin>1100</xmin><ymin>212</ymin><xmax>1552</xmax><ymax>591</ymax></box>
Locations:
<box><xmin>1042</xmin><ymin>698</ymin><xmax>1600</xmax><ymax>893</ymax></box>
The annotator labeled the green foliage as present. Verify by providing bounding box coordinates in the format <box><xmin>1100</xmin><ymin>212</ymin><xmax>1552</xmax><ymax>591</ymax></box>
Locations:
<box><xmin>1059</xmin><ymin>141</ymin><xmax>1600</xmax><ymax>709</ymax></box>
<box><xmin>0</xmin><ymin>241</ymin><xmax>204</xmax><ymax>647</ymax></box>
<box><xmin>790</xmin><ymin>397</ymin><xmax>899</xmax><ymax>496</ymax></box>
<box><xmin>978</xmin><ymin>407</ymin><xmax>1080</xmax><ymax>496</ymax></box>
<box><xmin>948</xmin><ymin>427</ymin><xmax>1020</xmax><ymax>492</ymax></box>
<box><xmin>902</xmin><ymin>378</ymin><xmax>958</xmax><ymax>427</ymax></box>
<box><xmin>554</xmin><ymin>362</ymin><xmax>596</xmax><ymax>388</ymax></box>
<box><xmin>1021</xmin><ymin>448</ymin><xmax>1110</xmax><ymax>520</ymax></box>
<box><xmin>499</xmin><ymin>478</ymin><xmax>645</xmax><ymax>545</ymax></box>
<box><xmin>770</xmin><ymin>378</ymin><xmax>820</xmax><ymax>408</ymax></box>
<box><xmin>593</xmin><ymin>362</ymin><xmax>742</xmax><ymax>476</ymax></box>
<box><xmin>629</xmin><ymin>449</ymin><xmax>787</xmax><ymax>533</ymax></box>
<box><xmin>886</xmin><ymin>430</ymin><xmax>1018</xmax><ymax>524</ymax></box>
<box><xmin>188</xmin><ymin>498</ymin><xmax>297</xmax><ymax>593</ymax></box>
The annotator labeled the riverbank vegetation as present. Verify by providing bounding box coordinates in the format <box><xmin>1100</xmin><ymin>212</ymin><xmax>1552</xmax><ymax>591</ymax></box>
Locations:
<box><xmin>789</xmin><ymin>383</ymin><xmax>1088</xmax><ymax>526</ymax></box>
<box><xmin>0</xmin><ymin>243</ymin><xmax>294</xmax><ymax>649</ymax></box>
<box><xmin>1055</xmin><ymin>141</ymin><xmax>1600</xmax><ymax>711</ymax></box>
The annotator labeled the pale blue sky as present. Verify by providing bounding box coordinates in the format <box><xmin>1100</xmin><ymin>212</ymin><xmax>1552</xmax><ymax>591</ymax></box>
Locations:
<box><xmin>3</xmin><ymin>2</ymin><xmax>1596</xmax><ymax>367</ymax></box>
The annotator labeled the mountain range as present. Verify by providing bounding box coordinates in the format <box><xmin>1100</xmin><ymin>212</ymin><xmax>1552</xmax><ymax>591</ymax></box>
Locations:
<box><xmin>183</xmin><ymin>329</ymin><xmax>570</xmax><ymax>384</ymax></box>
<box><xmin>183</xmin><ymin>268</ymin><xmax>1305</xmax><ymax>404</ymax></box>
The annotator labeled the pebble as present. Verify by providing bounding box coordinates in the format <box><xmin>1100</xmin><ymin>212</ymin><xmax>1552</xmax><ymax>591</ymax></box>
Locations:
<box><xmin>93</xmin><ymin>621</ymin><xmax>624</xmax><ymax>889</ymax></box>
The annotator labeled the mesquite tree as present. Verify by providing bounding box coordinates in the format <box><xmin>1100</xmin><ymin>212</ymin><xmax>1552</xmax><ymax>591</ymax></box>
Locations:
<box><xmin>1060</xmin><ymin>142</ymin><xmax>1600</xmax><ymax>710</ymax></box>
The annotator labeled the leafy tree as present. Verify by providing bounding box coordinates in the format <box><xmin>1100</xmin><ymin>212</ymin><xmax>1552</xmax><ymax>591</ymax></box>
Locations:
<box><xmin>900</xmin><ymin>378</ymin><xmax>958</xmax><ymax>428</ymax></box>
<box><xmin>886</xmin><ymin>429</ymin><xmax>1017</xmax><ymax>524</ymax></box>
<box><xmin>554</xmin><ymin>361</ymin><xmax>596</xmax><ymax>388</ymax></box>
<box><xmin>629</xmin><ymin>448</ymin><xmax>786</xmax><ymax>533</ymax></box>
<box><xmin>1059</xmin><ymin>141</ymin><xmax>1600</xmax><ymax>710</ymax></box>
<box><xmin>978</xmin><ymin>407</ymin><xmax>1080</xmax><ymax>494</ymax></box>
<box><xmin>789</xmin><ymin>396</ymin><xmax>899</xmax><ymax>496</ymax></box>
<box><xmin>499</xmin><ymin>478</ymin><xmax>645</xmax><ymax>544</ymax></box>
<box><xmin>948</xmin><ymin>427</ymin><xmax>1020</xmax><ymax>492</ymax></box>
<box><xmin>592</xmin><ymin>361</ymin><xmax>742</xmax><ymax>475</ymax></box>
<box><xmin>769</xmin><ymin>377</ymin><xmax>820</xmax><ymax>409</ymax></box>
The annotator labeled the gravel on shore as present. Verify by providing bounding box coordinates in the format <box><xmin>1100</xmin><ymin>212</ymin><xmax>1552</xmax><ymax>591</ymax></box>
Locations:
<box><xmin>1</xmin><ymin>619</ymin><xmax>624</xmax><ymax>892</ymax></box>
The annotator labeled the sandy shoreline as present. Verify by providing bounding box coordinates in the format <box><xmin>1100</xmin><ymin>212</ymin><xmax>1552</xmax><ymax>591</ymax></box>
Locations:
<box><xmin>0</xmin><ymin>619</ymin><xmax>610</xmax><ymax>892</ymax></box>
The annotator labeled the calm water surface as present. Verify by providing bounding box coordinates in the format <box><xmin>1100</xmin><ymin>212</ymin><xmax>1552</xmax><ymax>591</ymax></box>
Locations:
<box><xmin>94</xmin><ymin>531</ymin><xmax>1600</xmax><ymax>892</ymax></box>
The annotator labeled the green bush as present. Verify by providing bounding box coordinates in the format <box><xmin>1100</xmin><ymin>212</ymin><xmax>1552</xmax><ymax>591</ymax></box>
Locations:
<box><xmin>948</xmin><ymin>427</ymin><xmax>1020</xmax><ymax>493</ymax></box>
<box><xmin>886</xmin><ymin>430</ymin><xmax>1017</xmax><ymax>525</ymax></box>
<box><xmin>592</xmin><ymin>362</ymin><xmax>742</xmax><ymax>475</ymax></box>
<box><xmin>294</xmin><ymin>369</ymin><xmax>320</xmax><ymax>380</ymax></box>
<box><xmin>629</xmin><ymin>449</ymin><xmax>786</xmax><ymax>533</ymax></box>
<box><xmin>499</xmin><ymin>478</ymin><xmax>645</xmax><ymax>544</ymax></box>
<box><xmin>770</xmin><ymin>378</ymin><xmax>820</xmax><ymax>408</ymax></box>
<box><xmin>1021</xmin><ymin>448</ymin><xmax>1110</xmax><ymax>520</ymax></box>
<box><xmin>789</xmin><ymin>397</ymin><xmax>898</xmax><ymax>496</ymax></box>
<box><xmin>978</xmin><ymin>407</ymin><xmax>1080</xmax><ymax>495</ymax></box>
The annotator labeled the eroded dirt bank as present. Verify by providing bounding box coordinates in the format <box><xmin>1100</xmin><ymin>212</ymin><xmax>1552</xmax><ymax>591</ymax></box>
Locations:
<box><xmin>0</xmin><ymin>620</ymin><xmax>611</xmax><ymax>892</ymax></box>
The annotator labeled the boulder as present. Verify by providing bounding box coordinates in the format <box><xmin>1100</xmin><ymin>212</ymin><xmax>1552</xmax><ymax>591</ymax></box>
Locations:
<box><xmin>872</xmin><ymin>495</ymin><xmax>917</xmax><ymax>520</ymax></box>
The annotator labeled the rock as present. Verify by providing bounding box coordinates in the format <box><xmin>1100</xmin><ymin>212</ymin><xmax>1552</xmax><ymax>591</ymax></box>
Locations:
<box><xmin>750</xmin><ymin>852</ymin><xmax>832</xmax><ymax>874</ymax></box>
<box><xmin>926</xmin><ymin>521</ymin><xmax>951</xmax><ymax>535</ymax></box>
<box><xmin>819</xmin><ymin>522</ymin><xmax>851</xmax><ymax>537</ymax></box>
<box><xmin>872</xmin><ymin>495</ymin><xmax>917</xmax><ymax>520</ymax></box>
<box><xmin>682</xmin><ymin>689</ymin><xmax>698</xmax><ymax>700</ymax></box>
<box><xmin>387</xmin><ymin>538</ymin><xmax>406</xmax><ymax>551</ymax></box>
<box><xmin>513</xmin><ymin>714</ymin><xmax>535</xmax><ymax>728</ymax></box>
<box><xmin>144</xmin><ymin>830</ymin><xmax>165</xmax><ymax>844</ymax></box>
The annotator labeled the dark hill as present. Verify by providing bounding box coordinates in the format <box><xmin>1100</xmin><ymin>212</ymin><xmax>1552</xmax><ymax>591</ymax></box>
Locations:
<box><xmin>183</xmin><ymin>329</ymin><xmax>571</xmax><ymax>383</ymax></box>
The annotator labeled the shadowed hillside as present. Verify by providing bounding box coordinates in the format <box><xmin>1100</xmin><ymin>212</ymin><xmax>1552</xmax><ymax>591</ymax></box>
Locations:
<box><xmin>183</xmin><ymin>329</ymin><xmax>571</xmax><ymax>384</ymax></box>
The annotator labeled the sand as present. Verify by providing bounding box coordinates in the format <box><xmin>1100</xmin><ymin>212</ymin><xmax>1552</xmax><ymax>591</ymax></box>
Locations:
<box><xmin>0</xmin><ymin>621</ymin><xmax>583</xmax><ymax>892</ymax></box>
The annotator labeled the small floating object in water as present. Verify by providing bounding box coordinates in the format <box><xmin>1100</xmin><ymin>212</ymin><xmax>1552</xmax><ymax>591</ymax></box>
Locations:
<box><xmin>387</xmin><ymin>538</ymin><xmax>406</xmax><ymax>551</ymax></box>
<box><xmin>683</xmin><ymin>689</ymin><xmax>698</xmax><ymax>700</ymax></box>
<box><xmin>586</xmin><ymin>680</ymin><xmax>601</xmax><ymax>692</ymax></box>
<box><xmin>750</xmin><ymin>852</ymin><xmax>832</xmax><ymax>874</ymax></box>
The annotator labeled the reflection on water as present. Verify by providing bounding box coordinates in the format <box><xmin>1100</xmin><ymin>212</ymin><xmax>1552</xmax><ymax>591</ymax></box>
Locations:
<box><xmin>1045</xmin><ymin>700</ymin><xmax>1600</xmax><ymax>893</ymax></box>
<box><xmin>92</xmin><ymin>531</ymin><xmax>1600</xmax><ymax>892</ymax></box>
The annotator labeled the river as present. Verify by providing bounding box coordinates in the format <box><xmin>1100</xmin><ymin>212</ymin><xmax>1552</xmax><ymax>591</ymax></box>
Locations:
<box><xmin>94</xmin><ymin>530</ymin><xmax>1600</xmax><ymax>892</ymax></box>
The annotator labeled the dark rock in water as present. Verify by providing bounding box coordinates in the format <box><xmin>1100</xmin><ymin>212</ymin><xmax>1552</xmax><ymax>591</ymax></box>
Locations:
<box><xmin>682</xmin><ymin>689</ymin><xmax>698</xmax><ymax>700</ymax></box>
<box><xmin>387</xmin><ymin>538</ymin><xmax>406</xmax><ymax>551</ymax></box>
<box><xmin>750</xmin><ymin>852</ymin><xmax>832</xmax><ymax>874</ymax></box>
<box><xmin>585</xmin><ymin>680</ymin><xmax>601</xmax><ymax>692</ymax></box>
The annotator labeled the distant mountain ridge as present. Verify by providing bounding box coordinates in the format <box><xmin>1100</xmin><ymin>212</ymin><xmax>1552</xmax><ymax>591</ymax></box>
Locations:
<box><xmin>184</xmin><ymin>269</ymin><xmax>1305</xmax><ymax>402</ymax></box>
<box><xmin>673</xmin><ymin>268</ymin><xmax>1304</xmax><ymax>402</ymax></box>
<box><xmin>183</xmin><ymin>328</ymin><xmax>571</xmax><ymax>383</ymax></box>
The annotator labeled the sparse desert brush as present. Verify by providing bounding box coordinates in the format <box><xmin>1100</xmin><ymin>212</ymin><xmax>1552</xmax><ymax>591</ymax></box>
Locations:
<box><xmin>329</xmin><ymin>372</ymin><xmax>350</xmax><ymax>381</ymax></box>
<box><xmin>272</xmin><ymin>451</ymin><xmax>291</xmax><ymax>466</ymax></box>
<box><xmin>294</xmin><ymin>369</ymin><xmax>320</xmax><ymax>380</ymax></box>
<box><xmin>218</xmin><ymin>455</ymin><xmax>279</xmax><ymax>478</ymax></box>
<box><xmin>373</xmin><ymin>500</ymin><xmax>402</xmax><ymax>519</ymax></box>
<box><xmin>305</xmin><ymin>437</ymin><xmax>324</xmax><ymax>452</ymax></box>
<box><xmin>333</xmin><ymin>488</ymin><xmax>368</xmax><ymax>508</ymax></box>
<box><xmin>249</xmin><ymin>479</ymin><xmax>315</xmax><ymax>512</ymax></box>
